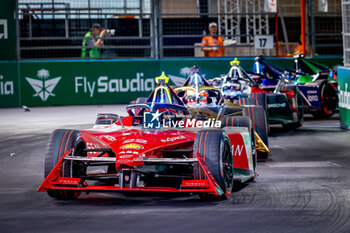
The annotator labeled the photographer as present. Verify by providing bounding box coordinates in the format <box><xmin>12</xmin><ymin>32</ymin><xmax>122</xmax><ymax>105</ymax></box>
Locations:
<box><xmin>81</xmin><ymin>23</ymin><xmax>106</xmax><ymax>58</ymax></box>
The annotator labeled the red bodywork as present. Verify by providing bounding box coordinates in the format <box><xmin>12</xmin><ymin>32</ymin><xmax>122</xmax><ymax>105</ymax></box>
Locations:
<box><xmin>38</xmin><ymin>119</ymin><xmax>255</xmax><ymax>196</ymax></box>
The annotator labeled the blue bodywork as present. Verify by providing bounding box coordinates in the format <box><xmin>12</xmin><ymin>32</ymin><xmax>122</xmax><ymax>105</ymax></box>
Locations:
<box><xmin>253</xmin><ymin>56</ymin><xmax>323</xmax><ymax>109</ymax></box>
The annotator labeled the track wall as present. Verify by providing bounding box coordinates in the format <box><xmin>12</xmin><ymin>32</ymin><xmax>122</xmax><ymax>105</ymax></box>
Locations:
<box><xmin>0</xmin><ymin>57</ymin><xmax>342</xmax><ymax>108</ymax></box>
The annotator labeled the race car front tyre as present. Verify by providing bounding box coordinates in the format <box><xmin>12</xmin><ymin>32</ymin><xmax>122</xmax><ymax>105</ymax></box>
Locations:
<box><xmin>243</xmin><ymin>106</ymin><xmax>269</xmax><ymax>160</ymax></box>
<box><xmin>221</xmin><ymin>116</ymin><xmax>257</xmax><ymax>171</ymax></box>
<box><xmin>311</xmin><ymin>81</ymin><xmax>338</xmax><ymax>119</ymax></box>
<box><xmin>44</xmin><ymin>129</ymin><xmax>84</xmax><ymax>200</ymax></box>
<box><xmin>193</xmin><ymin>130</ymin><xmax>234</xmax><ymax>200</ymax></box>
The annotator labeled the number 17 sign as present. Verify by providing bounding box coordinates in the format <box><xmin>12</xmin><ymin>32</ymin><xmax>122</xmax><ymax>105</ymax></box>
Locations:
<box><xmin>254</xmin><ymin>35</ymin><xmax>274</xmax><ymax>49</ymax></box>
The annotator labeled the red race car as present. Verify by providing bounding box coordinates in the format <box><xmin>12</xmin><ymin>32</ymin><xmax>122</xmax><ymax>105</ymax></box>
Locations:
<box><xmin>38</xmin><ymin>73</ymin><xmax>257</xmax><ymax>200</ymax></box>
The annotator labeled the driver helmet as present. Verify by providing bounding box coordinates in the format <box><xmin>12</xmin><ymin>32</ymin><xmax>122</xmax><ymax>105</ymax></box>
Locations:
<box><xmin>211</xmin><ymin>78</ymin><xmax>222</xmax><ymax>88</ymax></box>
<box><xmin>198</xmin><ymin>91</ymin><xmax>208</xmax><ymax>105</ymax></box>
<box><xmin>185</xmin><ymin>90</ymin><xmax>196</xmax><ymax>105</ymax></box>
<box><xmin>224</xmin><ymin>82</ymin><xmax>241</xmax><ymax>92</ymax></box>
<box><xmin>222</xmin><ymin>83</ymin><xmax>242</xmax><ymax>99</ymax></box>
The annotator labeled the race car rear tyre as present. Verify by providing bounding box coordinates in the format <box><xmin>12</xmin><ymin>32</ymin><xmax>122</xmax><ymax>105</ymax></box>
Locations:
<box><xmin>243</xmin><ymin>106</ymin><xmax>269</xmax><ymax>160</ymax></box>
<box><xmin>251</xmin><ymin>92</ymin><xmax>270</xmax><ymax>131</ymax></box>
<box><xmin>193</xmin><ymin>130</ymin><xmax>234</xmax><ymax>200</ymax></box>
<box><xmin>221</xmin><ymin>116</ymin><xmax>257</xmax><ymax>171</ymax></box>
<box><xmin>45</xmin><ymin>129</ymin><xmax>83</xmax><ymax>200</ymax></box>
<box><xmin>279</xmin><ymin>85</ymin><xmax>304</xmax><ymax>129</ymax></box>
<box><xmin>251</xmin><ymin>92</ymin><xmax>267</xmax><ymax>112</ymax></box>
<box><xmin>311</xmin><ymin>81</ymin><xmax>337</xmax><ymax>119</ymax></box>
<box><xmin>95</xmin><ymin>113</ymin><xmax>120</xmax><ymax>125</ymax></box>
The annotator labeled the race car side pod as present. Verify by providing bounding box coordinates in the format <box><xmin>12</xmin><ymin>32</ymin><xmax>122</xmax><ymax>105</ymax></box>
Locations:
<box><xmin>37</xmin><ymin>151</ymin><xmax>223</xmax><ymax>196</ymax></box>
<box><xmin>295</xmin><ymin>89</ymin><xmax>312</xmax><ymax>107</ymax></box>
<box><xmin>274</xmin><ymin>76</ymin><xmax>313</xmax><ymax>107</ymax></box>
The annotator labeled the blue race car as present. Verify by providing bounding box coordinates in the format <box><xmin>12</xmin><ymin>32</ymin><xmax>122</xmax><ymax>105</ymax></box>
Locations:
<box><xmin>253</xmin><ymin>55</ymin><xmax>338</xmax><ymax>118</ymax></box>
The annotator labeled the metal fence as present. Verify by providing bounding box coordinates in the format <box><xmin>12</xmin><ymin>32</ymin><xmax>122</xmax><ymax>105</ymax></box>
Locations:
<box><xmin>16</xmin><ymin>0</ymin><xmax>343</xmax><ymax>60</ymax></box>
<box><xmin>310</xmin><ymin>0</ymin><xmax>343</xmax><ymax>56</ymax></box>
<box><xmin>342</xmin><ymin>0</ymin><xmax>350</xmax><ymax>66</ymax></box>
<box><xmin>17</xmin><ymin>0</ymin><xmax>153</xmax><ymax>59</ymax></box>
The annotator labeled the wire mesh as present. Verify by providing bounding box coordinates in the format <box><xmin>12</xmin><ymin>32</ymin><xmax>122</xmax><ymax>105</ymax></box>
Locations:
<box><xmin>342</xmin><ymin>0</ymin><xmax>350</xmax><ymax>66</ymax></box>
<box><xmin>16</xmin><ymin>0</ymin><xmax>343</xmax><ymax>59</ymax></box>
<box><xmin>18</xmin><ymin>0</ymin><xmax>152</xmax><ymax>59</ymax></box>
<box><xmin>160</xmin><ymin>0</ymin><xmax>274</xmax><ymax>58</ymax></box>
<box><xmin>311</xmin><ymin>0</ymin><xmax>342</xmax><ymax>56</ymax></box>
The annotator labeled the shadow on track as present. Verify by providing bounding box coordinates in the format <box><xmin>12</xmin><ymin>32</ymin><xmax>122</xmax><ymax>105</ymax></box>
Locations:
<box><xmin>41</xmin><ymin>181</ymin><xmax>251</xmax><ymax>207</ymax></box>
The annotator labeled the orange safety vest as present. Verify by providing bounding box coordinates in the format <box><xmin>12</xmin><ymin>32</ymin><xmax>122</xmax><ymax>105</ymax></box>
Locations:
<box><xmin>201</xmin><ymin>36</ymin><xmax>224</xmax><ymax>57</ymax></box>
<box><xmin>294</xmin><ymin>44</ymin><xmax>312</xmax><ymax>56</ymax></box>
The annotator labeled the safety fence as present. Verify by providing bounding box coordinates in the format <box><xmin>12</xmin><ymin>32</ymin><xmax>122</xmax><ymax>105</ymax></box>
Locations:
<box><xmin>342</xmin><ymin>0</ymin><xmax>350</xmax><ymax>66</ymax></box>
<box><xmin>13</xmin><ymin>0</ymin><xmax>343</xmax><ymax>60</ymax></box>
<box><xmin>0</xmin><ymin>56</ymin><xmax>342</xmax><ymax>108</ymax></box>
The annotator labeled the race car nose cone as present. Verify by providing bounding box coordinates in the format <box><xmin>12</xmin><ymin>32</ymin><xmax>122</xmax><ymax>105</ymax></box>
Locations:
<box><xmin>116</xmin><ymin>154</ymin><xmax>144</xmax><ymax>168</ymax></box>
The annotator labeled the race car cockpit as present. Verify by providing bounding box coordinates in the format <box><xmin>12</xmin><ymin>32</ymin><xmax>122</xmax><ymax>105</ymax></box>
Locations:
<box><xmin>253</xmin><ymin>55</ymin><xmax>291</xmax><ymax>86</ymax></box>
<box><xmin>147</xmin><ymin>72</ymin><xmax>187</xmax><ymax>108</ymax></box>
<box><xmin>125</xmin><ymin>72</ymin><xmax>190</xmax><ymax>126</ymax></box>
<box><xmin>182</xmin><ymin>66</ymin><xmax>210</xmax><ymax>88</ymax></box>
<box><xmin>175</xmin><ymin>67</ymin><xmax>222</xmax><ymax>106</ymax></box>
<box><xmin>221</xmin><ymin>58</ymin><xmax>254</xmax><ymax>101</ymax></box>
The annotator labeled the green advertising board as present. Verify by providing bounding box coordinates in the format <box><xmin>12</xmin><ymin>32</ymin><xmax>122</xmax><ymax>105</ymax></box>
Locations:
<box><xmin>0</xmin><ymin>0</ymin><xmax>16</xmax><ymax>60</ymax></box>
<box><xmin>20</xmin><ymin>60</ymin><xmax>160</xmax><ymax>106</ymax></box>
<box><xmin>0</xmin><ymin>56</ymin><xmax>343</xmax><ymax>108</ymax></box>
<box><xmin>337</xmin><ymin>67</ymin><xmax>350</xmax><ymax>130</ymax></box>
<box><xmin>0</xmin><ymin>61</ymin><xmax>19</xmax><ymax>107</ymax></box>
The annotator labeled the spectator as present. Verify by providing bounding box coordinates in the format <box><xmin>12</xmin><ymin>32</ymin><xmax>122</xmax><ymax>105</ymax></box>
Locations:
<box><xmin>294</xmin><ymin>35</ymin><xmax>303</xmax><ymax>55</ymax></box>
<box><xmin>294</xmin><ymin>35</ymin><xmax>313</xmax><ymax>56</ymax></box>
<box><xmin>201</xmin><ymin>22</ymin><xmax>224</xmax><ymax>57</ymax></box>
<box><xmin>81</xmin><ymin>23</ymin><xmax>106</xmax><ymax>58</ymax></box>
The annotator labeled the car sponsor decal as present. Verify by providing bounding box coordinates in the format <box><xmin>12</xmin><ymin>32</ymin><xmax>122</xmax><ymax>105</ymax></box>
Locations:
<box><xmin>86</xmin><ymin>142</ymin><xmax>100</xmax><ymax>154</ymax></box>
<box><xmin>268</xmin><ymin>103</ymin><xmax>286</xmax><ymax>108</ymax></box>
<box><xmin>120</xmin><ymin>143</ymin><xmax>144</xmax><ymax>150</ymax></box>
<box><xmin>122</xmin><ymin>139</ymin><xmax>147</xmax><ymax>144</ymax></box>
<box><xmin>306</xmin><ymin>89</ymin><xmax>319</xmax><ymax>102</ymax></box>
<box><xmin>119</xmin><ymin>154</ymin><xmax>135</xmax><ymax>158</ymax></box>
<box><xmin>99</xmin><ymin>135</ymin><xmax>117</xmax><ymax>142</ymax></box>
<box><xmin>161</xmin><ymin>135</ymin><xmax>186</xmax><ymax>143</ymax></box>
<box><xmin>118</xmin><ymin>151</ymin><xmax>138</xmax><ymax>155</ymax></box>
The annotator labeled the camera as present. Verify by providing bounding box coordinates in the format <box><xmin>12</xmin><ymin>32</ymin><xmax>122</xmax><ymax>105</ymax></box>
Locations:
<box><xmin>106</xmin><ymin>29</ymin><xmax>115</xmax><ymax>36</ymax></box>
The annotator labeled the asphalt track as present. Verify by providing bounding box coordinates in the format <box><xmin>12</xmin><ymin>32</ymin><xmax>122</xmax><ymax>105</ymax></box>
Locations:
<box><xmin>1</xmin><ymin>105</ymin><xmax>350</xmax><ymax>233</ymax></box>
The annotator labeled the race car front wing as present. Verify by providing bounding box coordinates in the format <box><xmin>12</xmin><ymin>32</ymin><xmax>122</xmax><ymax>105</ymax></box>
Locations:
<box><xmin>37</xmin><ymin>150</ymin><xmax>224</xmax><ymax>196</ymax></box>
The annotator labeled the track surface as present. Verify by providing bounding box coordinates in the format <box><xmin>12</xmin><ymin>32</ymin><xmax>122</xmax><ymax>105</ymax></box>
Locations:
<box><xmin>1</xmin><ymin>105</ymin><xmax>350</xmax><ymax>233</ymax></box>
